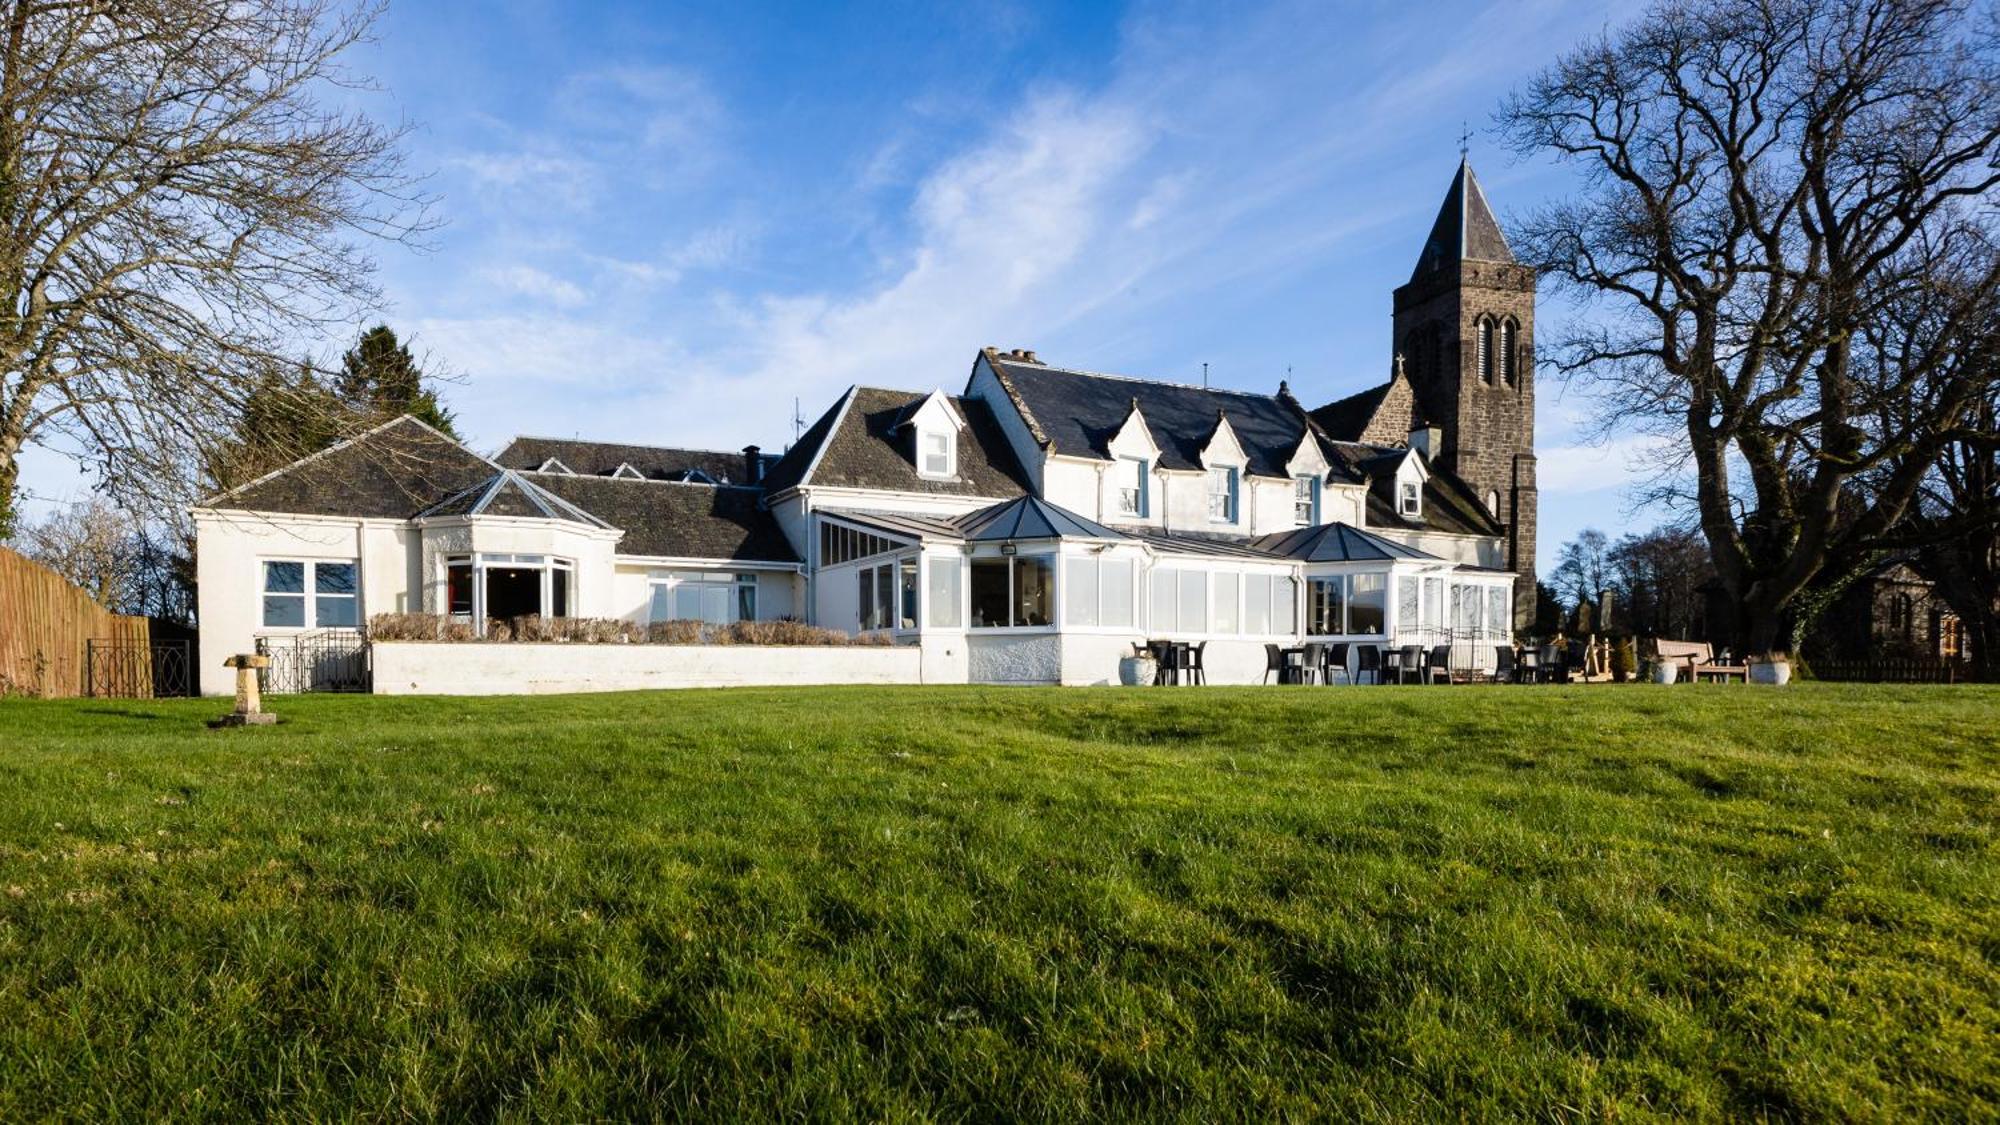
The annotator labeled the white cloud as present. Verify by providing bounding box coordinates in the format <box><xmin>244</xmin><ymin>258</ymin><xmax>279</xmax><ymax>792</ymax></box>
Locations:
<box><xmin>480</xmin><ymin>265</ymin><xmax>587</xmax><ymax>307</ymax></box>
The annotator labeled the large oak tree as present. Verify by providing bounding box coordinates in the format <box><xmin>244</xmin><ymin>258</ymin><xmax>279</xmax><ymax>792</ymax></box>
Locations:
<box><xmin>0</xmin><ymin>0</ymin><xmax>430</xmax><ymax>535</ymax></box>
<box><xmin>1500</xmin><ymin>0</ymin><xmax>2000</xmax><ymax>654</ymax></box>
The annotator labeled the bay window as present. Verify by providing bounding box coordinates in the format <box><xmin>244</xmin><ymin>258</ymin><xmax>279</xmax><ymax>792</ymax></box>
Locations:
<box><xmin>262</xmin><ymin>560</ymin><xmax>359</xmax><ymax>629</ymax></box>
<box><xmin>969</xmin><ymin>554</ymin><xmax>1053</xmax><ymax>628</ymax></box>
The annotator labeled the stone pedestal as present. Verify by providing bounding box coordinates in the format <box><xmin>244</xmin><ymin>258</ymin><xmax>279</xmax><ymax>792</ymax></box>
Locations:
<box><xmin>210</xmin><ymin>654</ymin><xmax>277</xmax><ymax>727</ymax></box>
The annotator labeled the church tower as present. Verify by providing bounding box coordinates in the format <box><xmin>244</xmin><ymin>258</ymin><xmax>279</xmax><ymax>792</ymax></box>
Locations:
<box><xmin>1393</xmin><ymin>159</ymin><xmax>1538</xmax><ymax>626</ymax></box>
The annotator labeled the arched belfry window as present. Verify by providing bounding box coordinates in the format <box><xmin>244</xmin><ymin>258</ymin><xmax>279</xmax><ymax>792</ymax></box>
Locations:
<box><xmin>1476</xmin><ymin>317</ymin><xmax>1496</xmax><ymax>384</ymax></box>
<box><xmin>1499</xmin><ymin>318</ymin><xmax>1519</xmax><ymax>386</ymax></box>
<box><xmin>1486</xmin><ymin>490</ymin><xmax>1501</xmax><ymax>518</ymax></box>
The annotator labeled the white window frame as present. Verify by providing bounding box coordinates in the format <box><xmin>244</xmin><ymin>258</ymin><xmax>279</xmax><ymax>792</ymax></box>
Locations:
<box><xmin>1116</xmin><ymin>457</ymin><xmax>1149</xmax><ymax>517</ymax></box>
<box><xmin>446</xmin><ymin>553</ymin><xmax>574</xmax><ymax>630</ymax></box>
<box><xmin>261</xmin><ymin>559</ymin><xmax>360</xmax><ymax>631</ymax></box>
<box><xmin>648</xmin><ymin>570</ymin><xmax>757</xmax><ymax>627</ymax></box>
<box><xmin>1293</xmin><ymin>475</ymin><xmax>1320</xmax><ymax>526</ymax></box>
<box><xmin>968</xmin><ymin>552</ymin><xmax>1056</xmax><ymax>630</ymax></box>
<box><xmin>1207</xmin><ymin>466</ymin><xmax>1239</xmax><ymax>524</ymax></box>
<box><xmin>1399</xmin><ymin>480</ymin><xmax>1421</xmax><ymax>518</ymax></box>
<box><xmin>918</xmin><ymin>428</ymin><xmax>954</xmax><ymax>480</ymax></box>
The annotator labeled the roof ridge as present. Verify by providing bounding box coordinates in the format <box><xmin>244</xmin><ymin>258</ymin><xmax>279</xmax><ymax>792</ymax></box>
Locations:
<box><xmin>522</xmin><ymin>469</ymin><xmax>758</xmax><ymax>491</ymax></box>
<box><xmin>996</xmin><ymin>356</ymin><xmax>1285</xmax><ymax>401</ymax></box>
<box><xmin>503</xmin><ymin>434</ymin><xmax>758</xmax><ymax>457</ymax></box>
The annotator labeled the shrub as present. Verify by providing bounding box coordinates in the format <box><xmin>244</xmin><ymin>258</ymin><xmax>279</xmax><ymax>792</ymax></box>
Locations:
<box><xmin>367</xmin><ymin>612</ymin><xmax>446</xmax><ymax>641</ymax></box>
<box><xmin>1610</xmin><ymin>638</ymin><xmax>1636</xmax><ymax>683</ymax></box>
<box><xmin>646</xmin><ymin>619</ymin><xmax>704</xmax><ymax>645</ymax></box>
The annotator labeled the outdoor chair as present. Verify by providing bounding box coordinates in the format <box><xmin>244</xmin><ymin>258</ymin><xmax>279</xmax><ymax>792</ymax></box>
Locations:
<box><xmin>1355</xmin><ymin>644</ymin><xmax>1382</xmax><ymax>685</ymax></box>
<box><xmin>1425</xmin><ymin>645</ymin><xmax>1453</xmax><ymax>685</ymax></box>
<box><xmin>1152</xmin><ymin>641</ymin><xmax>1181</xmax><ymax>686</ymax></box>
<box><xmin>1300</xmin><ymin>642</ymin><xmax>1326</xmax><ymax>685</ymax></box>
<box><xmin>1324</xmin><ymin>643</ymin><xmax>1352</xmax><ymax>685</ymax></box>
<box><xmin>1262</xmin><ymin>643</ymin><xmax>1285</xmax><ymax>685</ymax></box>
<box><xmin>1187</xmin><ymin>641</ymin><xmax>1209</xmax><ymax>686</ymax></box>
<box><xmin>1398</xmin><ymin>644</ymin><xmax>1426</xmax><ymax>684</ymax></box>
<box><xmin>1494</xmin><ymin>645</ymin><xmax>1518</xmax><ymax>684</ymax></box>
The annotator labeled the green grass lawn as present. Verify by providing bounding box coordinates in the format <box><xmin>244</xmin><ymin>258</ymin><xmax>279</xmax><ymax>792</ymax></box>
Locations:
<box><xmin>0</xmin><ymin>684</ymin><xmax>1994</xmax><ymax>1120</ymax></box>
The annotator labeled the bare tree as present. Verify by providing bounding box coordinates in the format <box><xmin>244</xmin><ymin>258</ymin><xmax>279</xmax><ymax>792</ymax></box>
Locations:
<box><xmin>1500</xmin><ymin>0</ymin><xmax>2000</xmax><ymax>655</ymax></box>
<box><xmin>0</xmin><ymin>0</ymin><xmax>432</xmax><ymax>536</ymax></box>
<box><xmin>1550</xmin><ymin>527</ymin><xmax>1613</xmax><ymax>621</ymax></box>
<box><xmin>1607</xmin><ymin>525</ymin><xmax>1714</xmax><ymax>640</ymax></box>
<box><xmin>10</xmin><ymin>494</ymin><xmax>136</xmax><ymax>605</ymax></box>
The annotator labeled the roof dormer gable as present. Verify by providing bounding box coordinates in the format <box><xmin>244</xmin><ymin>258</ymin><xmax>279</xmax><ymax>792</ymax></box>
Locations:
<box><xmin>1105</xmin><ymin>398</ymin><xmax>1161</xmax><ymax>461</ymax></box>
<box><xmin>1199</xmin><ymin>411</ymin><xmax>1246</xmax><ymax>469</ymax></box>
<box><xmin>902</xmin><ymin>389</ymin><xmax>966</xmax><ymax>480</ymax></box>
<box><xmin>1284</xmin><ymin>431</ymin><xmax>1330</xmax><ymax>480</ymax></box>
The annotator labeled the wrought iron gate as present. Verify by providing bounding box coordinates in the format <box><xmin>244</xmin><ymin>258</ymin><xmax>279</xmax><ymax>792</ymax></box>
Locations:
<box><xmin>84</xmin><ymin>638</ymin><xmax>193</xmax><ymax>698</ymax></box>
<box><xmin>256</xmin><ymin>631</ymin><xmax>371</xmax><ymax>694</ymax></box>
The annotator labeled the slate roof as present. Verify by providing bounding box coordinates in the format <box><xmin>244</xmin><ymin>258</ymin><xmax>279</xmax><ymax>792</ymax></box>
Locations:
<box><xmin>955</xmin><ymin>495</ymin><xmax>1125</xmax><ymax>542</ymax></box>
<box><xmin>1364</xmin><ymin>470</ymin><xmax>1506</xmax><ymax>538</ymax></box>
<box><xmin>1252</xmin><ymin>521</ymin><xmax>1443</xmax><ymax>563</ymax></box>
<box><xmin>526</xmin><ymin>474</ymin><xmax>799</xmax><ymax>563</ymax></box>
<box><xmin>495</xmin><ymin>436</ymin><xmax>772</xmax><ymax>485</ymax></box>
<box><xmin>417</xmin><ymin>470</ymin><xmax>613</xmax><ymax>528</ymax></box>
<box><xmin>985</xmin><ymin>355</ymin><xmax>1329</xmax><ymax>480</ymax></box>
<box><xmin>760</xmin><ymin>386</ymin><xmax>1033</xmax><ymax>498</ymax></box>
<box><xmin>1311</xmin><ymin>383</ymin><xmax>1394</xmax><ymax>445</ymax></box>
<box><xmin>1128</xmin><ymin>530</ymin><xmax>1284</xmax><ymax>561</ymax></box>
<box><xmin>1409</xmin><ymin>159</ymin><xmax>1515</xmax><ymax>281</ymax></box>
<box><xmin>202</xmin><ymin>416</ymin><xmax>498</xmax><ymax>519</ymax></box>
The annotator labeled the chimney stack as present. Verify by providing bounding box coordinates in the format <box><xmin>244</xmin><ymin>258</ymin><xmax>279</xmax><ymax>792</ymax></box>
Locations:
<box><xmin>742</xmin><ymin>445</ymin><xmax>763</xmax><ymax>485</ymax></box>
<box><xmin>1408</xmin><ymin>424</ymin><xmax>1441</xmax><ymax>460</ymax></box>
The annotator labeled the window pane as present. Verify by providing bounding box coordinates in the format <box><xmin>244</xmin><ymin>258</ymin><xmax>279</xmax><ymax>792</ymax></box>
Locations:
<box><xmin>1246</xmin><ymin>574</ymin><xmax>1272</xmax><ymax>634</ymax></box>
<box><xmin>1275</xmin><ymin>577</ymin><xmax>1296</xmax><ymax>634</ymax></box>
<box><xmin>550</xmin><ymin>567</ymin><xmax>569</xmax><ymax>618</ymax></box>
<box><xmin>314</xmin><ymin>562</ymin><xmax>356</xmax><ymax>594</ymax></box>
<box><xmin>1066</xmin><ymin>557</ymin><xmax>1099</xmax><ymax>627</ymax></box>
<box><xmin>448</xmin><ymin>564</ymin><xmax>474</xmax><ymax>616</ymax></box>
<box><xmin>262</xmin><ymin>595</ymin><xmax>304</xmax><ymax>628</ymax></box>
<box><xmin>1309</xmin><ymin>577</ymin><xmax>1344</xmax><ymax>635</ymax></box>
<box><xmin>702</xmin><ymin>585</ymin><xmax>731</xmax><ymax>626</ymax></box>
<box><xmin>1422</xmin><ymin>578</ymin><xmax>1443</xmax><ymax>631</ymax></box>
<box><xmin>876</xmin><ymin>566</ymin><xmax>894</xmax><ymax>629</ymax></box>
<box><xmin>1101</xmin><ymin>559</ymin><xmax>1134</xmax><ymax>627</ymax></box>
<box><xmin>969</xmin><ymin>558</ymin><xmax>1010</xmax><ymax>628</ymax></box>
<box><xmin>1150</xmin><ymin>568</ymin><xmax>1177</xmax><ymax>632</ymax></box>
<box><xmin>1214</xmin><ymin>571</ymin><xmax>1239</xmax><ymax>634</ymax></box>
<box><xmin>1488</xmin><ymin>587</ymin><xmax>1509</xmax><ymax>637</ymax></box>
<box><xmin>739</xmin><ymin>580</ymin><xmax>758</xmax><ymax>623</ymax></box>
<box><xmin>1014</xmin><ymin>556</ymin><xmax>1053</xmax><ymax>627</ymax></box>
<box><xmin>1350</xmin><ymin>573</ymin><xmax>1386</xmax><ymax>635</ymax></box>
<box><xmin>927</xmin><ymin>557</ymin><xmax>963</xmax><ymax>629</ymax></box>
<box><xmin>1178</xmin><ymin>570</ymin><xmax>1206</xmax><ymax>633</ymax></box>
<box><xmin>648</xmin><ymin>585</ymin><xmax>670</xmax><ymax>623</ymax></box>
<box><xmin>1398</xmin><ymin>577</ymin><xmax>1419</xmax><ymax>633</ymax></box>
<box><xmin>674</xmin><ymin>585</ymin><xmax>702</xmax><ymax>620</ymax></box>
<box><xmin>315</xmin><ymin>596</ymin><xmax>358</xmax><ymax>628</ymax></box>
<box><xmin>263</xmin><ymin>561</ymin><xmax>304</xmax><ymax>594</ymax></box>
<box><xmin>898</xmin><ymin>558</ymin><xmax>917</xmax><ymax>629</ymax></box>
<box><xmin>858</xmin><ymin>567</ymin><xmax>877</xmax><ymax>629</ymax></box>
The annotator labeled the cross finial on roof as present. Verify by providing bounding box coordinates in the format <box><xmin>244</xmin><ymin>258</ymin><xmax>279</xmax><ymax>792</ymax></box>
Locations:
<box><xmin>1458</xmin><ymin>120</ymin><xmax>1472</xmax><ymax>158</ymax></box>
<box><xmin>1394</xmin><ymin>352</ymin><xmax>1406</xmax><ymax>380</ymax></box>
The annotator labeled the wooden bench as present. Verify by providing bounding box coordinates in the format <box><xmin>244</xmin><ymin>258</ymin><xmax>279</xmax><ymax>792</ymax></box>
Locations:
<box><xmin>1649</xmin><ymin>639</ymin><xmax>1748</xmax><ymax>683</ymax></box>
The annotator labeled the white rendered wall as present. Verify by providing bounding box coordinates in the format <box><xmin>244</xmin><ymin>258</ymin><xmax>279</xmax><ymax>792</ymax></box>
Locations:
<box><xmin>192</xmin><ymin>511</ymin><xmax>413</xmax><ymax>695</ymax></box>
<box><xmin>372</xmin><ymin>641</ymin><xmax>923</xmax><ymax>695</ymax></box>
<box><xmin>967</xmin><ymin>633</ymin><xmax>1061</xmax><ymax>684</ymax></box>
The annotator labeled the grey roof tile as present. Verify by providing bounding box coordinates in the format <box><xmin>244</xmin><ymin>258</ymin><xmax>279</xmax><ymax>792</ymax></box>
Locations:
<box><xmin>204</xmin><ymin>416</ymin><xmax>496</xmax><ymax>519</ymax></box>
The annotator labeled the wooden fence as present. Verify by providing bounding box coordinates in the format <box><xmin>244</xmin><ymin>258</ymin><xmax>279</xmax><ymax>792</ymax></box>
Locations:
<box><xmin>1809</xmin><ymin>656</ymin><xmax>1986</xmax><ymax>684</ymax></box>
<box><xmin>0</xmin><ymin>546</ymin><xmax>151</xmax><ymax>698</ymax></box>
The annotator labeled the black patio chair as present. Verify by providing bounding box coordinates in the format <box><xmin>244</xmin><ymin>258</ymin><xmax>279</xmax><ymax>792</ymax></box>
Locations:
<box><xmin>1262</xmin><ymin>643</ymin><xmax>1285</xmax><ymax>685</ymax></box>
<box><xmin>1299</xmin><ymin>642</ymin><xmax>1325</xmax><ymax>685</ymax></box>
<box><xmin>1356</xmin><ymin>644</ymin><xmax>1382</xmax><ymax>685</ymax></box>
<box><xmin>1324</xmin><ymin>643</ymin><xmax>1352</xmax><ymax>685</ymax></box>
<box><xmin>1187</xmin><ymin>641</ymin><xmax>1208</xmax><ymax>686</ymax></box>
<box><xmin>1153</xmin><ymin>641</ymin><xmax>1180</xmax><ymax>686</ymax></box>
<box><xmin>1494</xmin><ymin>645</ymin><xmax>1517</xmax><ymax>684</ymax></box>
<box><xmin>1398</xmin><ymin>644</ymin><xmax>1427</xmax><ymax>684</ymax></box>
<box><xmin>1425</xmin><ymin>645</ymin><xmax>1454</xmax><ymax>685</ymax></box>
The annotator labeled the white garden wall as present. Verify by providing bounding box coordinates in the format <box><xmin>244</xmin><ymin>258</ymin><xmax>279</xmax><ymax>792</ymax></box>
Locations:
<box><xmin>372</xmin><ymin>641</ymin><xmax>923</xmax><ymax>695</ymax></box>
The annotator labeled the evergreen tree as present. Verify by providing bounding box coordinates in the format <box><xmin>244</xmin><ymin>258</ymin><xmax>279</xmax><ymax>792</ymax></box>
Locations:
<box><xmin>337</xmin><ymin>325</ymin><xmax>458</xmax><ymax>436</ymax></box>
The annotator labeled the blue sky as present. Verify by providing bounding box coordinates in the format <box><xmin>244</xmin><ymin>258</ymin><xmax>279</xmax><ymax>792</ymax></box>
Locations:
<box><xmin>21</xmin><ymin>0</ymin><xmax>1671</xmax><ymax>567</ymax></box>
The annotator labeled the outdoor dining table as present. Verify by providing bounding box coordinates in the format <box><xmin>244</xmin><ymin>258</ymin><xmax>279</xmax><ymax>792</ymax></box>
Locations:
<box><xmin>1147</xmin><ymin>640</ymin><xmax>1192</xmax><ymax>685</ymax></box>
<box><xmin>1277</xmin><ymin>646</ymin><xmax>1312</xmax><ymax>685</ymax></box>
<box><xmin>1378</xmin><ymin>645</ymin><xmax>1409</xmax><ymax>684</ymax></box>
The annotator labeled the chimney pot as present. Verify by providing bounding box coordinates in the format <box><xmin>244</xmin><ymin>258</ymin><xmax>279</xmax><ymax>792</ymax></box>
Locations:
<box><xmin>742</xmin><ymin>444</ymin><xmax>763</xmax><ymax>485</ymax></box>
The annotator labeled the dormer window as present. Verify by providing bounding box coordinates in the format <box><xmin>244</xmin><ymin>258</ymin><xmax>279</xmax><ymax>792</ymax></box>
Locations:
<box><xmin>1399</xmin><ymin>480</ymin><xmax>1422</xmax><ymax>518</ymax></box>
<box><xmin>1207</xmin><ymin>466</ymin><xmax>1239</xmax><ymax>523</ymax></box>
<box><xmin>919</xmin><ymin>429</ymin><xmax>953</xmax><ymax>479</ymax></box>
<box><xmin>1117</xmin><ymin>457</ymin><xmax>1149</xmax><ymax>517</ymax></box>
<box><xmin>1293</xmin><ymin>475</ymin><xmax>1320</xmax><ymax>526</ymax></box>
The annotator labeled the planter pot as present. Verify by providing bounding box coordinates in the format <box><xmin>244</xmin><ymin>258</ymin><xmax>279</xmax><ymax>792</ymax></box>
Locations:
<box><xmin>1119</xmin><ymin>656</ymin><xmax>1158</xmax><ymax>687</ymax></box>
<box><xmin>1650</xmin><ymin>661</ymin><xmax>1679</xmax><ymax>685</ymax></box>
<box><xmin>1749</xmin><ymin>659</ymin><xmax>1792</xmax><ymax>686</ymax></box>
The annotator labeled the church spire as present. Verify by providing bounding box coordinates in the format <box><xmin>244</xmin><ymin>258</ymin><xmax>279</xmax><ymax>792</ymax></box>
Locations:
<box><xmin>1409</xmin><ymin>158</ymin><xmax>1515</xmax><ymax>282</ymax></box>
